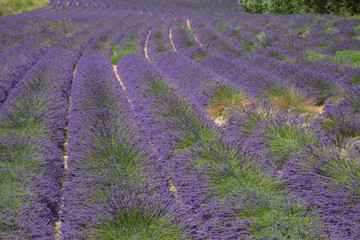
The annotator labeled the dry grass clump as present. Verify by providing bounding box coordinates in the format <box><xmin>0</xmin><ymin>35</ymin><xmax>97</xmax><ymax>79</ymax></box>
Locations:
<box><xmin>267</xmin><ymin>86</ymin><xmax>323</xmax><ymax>120</ymax></box>
<box><xmin>206</xmin><ymin>85</ymin><xmax>249</xmax><ymax>118</ymax></box>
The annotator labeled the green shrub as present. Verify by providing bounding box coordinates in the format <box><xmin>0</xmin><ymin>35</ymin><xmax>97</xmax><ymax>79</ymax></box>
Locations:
<box><xmin>262</xmin><ymin>0</ymin><xmax>293</xmax><ymax>14</ymax></box>
<box><xmin>305</xmin><ymin>50</ymin><xmax>328</xmax><ymax>61</ymax></box>
<box><xmin>239</xmin><ymin>0</ymin><xmax>294</xmax><ymax>14</ymax></box>
<box><xmin>238</xmin><ymin>0</ymin><xmax>265</xmax><ymax>14</ymax></box>
<box><xmin>333</xmin><ymin>50</ymin><xmax>360</xmax><ymax>68</ymax></box>
<box><xmin>326</xmin><ymin>27</ymin><xmax>337</xmax><ymax>33</ymax></box>
<box><xmin>238</xmin><ymin>0</ymin><xmax>359</xmax><ymax>15</ymax></box>
<box><xmin>354</xmin><ymin>25</ymin><xmax>360</xmax><ymax>34</ymax></box>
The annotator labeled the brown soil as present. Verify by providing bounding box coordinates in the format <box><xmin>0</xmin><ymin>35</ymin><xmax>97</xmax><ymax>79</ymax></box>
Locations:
<box><xmin>55</xmin><ymin>64</ymin><xmax>77</xmax><ymax>239</ymax></box>
<box><xmin>145</xmin><ymin>30</ymin><xmax>151</xmax><ymax>60</ymax></box>
<box><xmin>169</xmin><ymin>27</ymin><xmax>177</xmax><ymax>52</ymax></box>
<box><xmin>186</xmin><ymin>19</ymin><xmax>202</xmax><ymax>47</ymax></box>
<box><xmin>113</xmin><ymin>65</ymin><xmax>133</xmax><ymax>108</ymax></box>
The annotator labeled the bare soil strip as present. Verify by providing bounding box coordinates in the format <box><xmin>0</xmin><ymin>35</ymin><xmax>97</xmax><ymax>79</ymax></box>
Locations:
<box><xmin>186</xmin><ymin>19</ymin><xmax>202</xmax><ymax>47</ymax></box>
<box><xmin>55</xmin><ymin>65</ymin><xmax>77</xmax><ymax>239</ymax></box>
<box><xmin>113</xmin><ymin>63</ymin><xmax>182</xmax><ymax>201</ymax></box>
<box><xmin>145</xmin><ymin>30</ymin><xmax>151</xmax><ymax>60</ymax></box>
<box><xmin>113</xmin><ymin>65</ymin><xmax>133</xmax><ymax>108</ymax></box>
<box><xmin>169</xmin><ymin>27</ymin><xmax>177</xmax><ymax>52</ymax></box>
<box><xmin>214</xmin><ymin>116</ymin><xmax>227</xmax><ymax>125</ymax></box>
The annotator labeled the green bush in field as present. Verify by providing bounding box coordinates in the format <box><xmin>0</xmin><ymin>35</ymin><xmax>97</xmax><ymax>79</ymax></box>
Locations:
<box><xmin>238</xmin><ymin>0</ymin><xmax>265</xmax><ymax>13</ymax></box>
<box><xmin>238</xmin><ymin>0</ymin><xmax>360</xmax><ymax>15</ymax></box>
<box><xmin>262</xmin><ymin>0</ymin><xmax>293</xmax><ymax>15</ymax></box>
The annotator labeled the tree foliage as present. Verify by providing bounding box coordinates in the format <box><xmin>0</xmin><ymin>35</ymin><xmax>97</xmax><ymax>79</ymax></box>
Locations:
<box><xmin>239</xmin><ymin>0</ymin><xmax>360</xmax><ymax>15</ymax></box>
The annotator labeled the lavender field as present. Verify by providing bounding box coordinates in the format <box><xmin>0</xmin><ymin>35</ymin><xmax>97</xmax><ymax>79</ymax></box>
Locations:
<box><xmin>1</xmin><ymin>0</ymin><xmax>360</xmax><ymax>239</ymax></box>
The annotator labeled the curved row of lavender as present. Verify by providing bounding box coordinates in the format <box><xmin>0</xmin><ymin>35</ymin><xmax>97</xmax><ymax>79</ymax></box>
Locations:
<box><xmin>60</xmin><ymin>52</ymin><xmax>185</xmax><ymax>239</ymax></box>
<box><xmin>1</xmin><ymin>0</ymin><xmax>359</xmax><ymax>239</ymax></box>
<box><xmin>0</xmin><ymin>21</ymin><xmax>93</xmax><ymax>238</ymax></box>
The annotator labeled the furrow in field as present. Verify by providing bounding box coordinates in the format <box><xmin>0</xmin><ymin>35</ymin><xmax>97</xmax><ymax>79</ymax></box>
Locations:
<box><xmin>187</xmin><ymin>18</ymin><xmax>202</xmax><ymax>47</ymax></box>
<box><xmin>113</xmin><ymin>65</ymin><xmax>133</xmax><ymax>107</ymax></box>
<box><xmin>0</xmin><ymin>32</ymin><xmax>89</xmax><ymax>238</ymax></box>
<box><xmin>54</xmin><ymin>63</ymin><xmax>78</xmax><ymax>239</ymax></box>
<box><xmin>169</xmin><ymin>25</ymin><xmax>177</xmax><ymax>52</ymax></box>
<box><xmin>147</xmin><ymin>19</ymin><xmax>175</xmax><ymax>61</ymax></box>
<box><xmin>145</xmin><ymin>30</ymin><xmax>151</xmax><ymax>60</ymax></box>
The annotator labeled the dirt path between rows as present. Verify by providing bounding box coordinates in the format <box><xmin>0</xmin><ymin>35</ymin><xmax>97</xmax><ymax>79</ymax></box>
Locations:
<box><xmin>140</xmin><ymin>30</ymin><xmax>182</xmax><ymax>202</ymax></box>
<box><xmin>145</xmin><ymin>30</ymin><xmax>151</xmax><ymax>60</ymax></box>
<box><xmin>55</xmin><ymin>64</ymin><xmax>77</xmax><ymax>239</ymax></box>
<box><xmin>113</xmin><ymin>65</ymin><xmax>133</xmax><ymax>108</ymax></box>
<box><xmin>186</xmin><ymin>19</ymin><xmax>202</xmax><ymax>47</ymax></box>
<box><xmin>169</xmin><ymin>26</ymin><xmax>177</xmax><ymax>52</ymax></box>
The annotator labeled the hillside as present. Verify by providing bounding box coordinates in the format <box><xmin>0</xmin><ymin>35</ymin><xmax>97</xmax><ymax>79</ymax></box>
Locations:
<box><xmin>1</xmin><ymin>0</ymin><xmax>360</xmax><ymax>239</ymax></box>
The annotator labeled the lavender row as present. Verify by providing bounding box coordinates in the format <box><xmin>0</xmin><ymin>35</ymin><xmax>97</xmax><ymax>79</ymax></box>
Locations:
<box><xmin>0</xmin><ymin>44</ymin><xmax>78</xmax><ymax>240</ymax></box>
<box><xmin>190</xmin><ymin>18</ymin><xmax>244</xmax><ymax>60</ymax></box>
<box><xmin>0</xmin><ymin>16</ymin><xmax>102</xmax><ymax>237</ymax></box>
<box><xmin>117</xmin><ymin>54</ymin><xmax>325</xmax><ymax>239</ymax></box>
<box><xmin>147</xmin><ymin>19</ymin><xmax>174</xmax><ymax>62</ymax></box>
<box><xmin>156</xmin><ymin>50</ymin><xmax>360</xmax><ymax>237</ymax></box>
<box><xmin>61</xmin><ymin>52</ymin><xmax>185</xmax><ymax>239</ymax></box>
<box><xmin>0</xmin><ymin>8</ymin><xmax>115</xmax><ymax>106</ymax></box>
<box><xmin>185</xmin><ymin>14</ymin><xmax>360</xmax><ymax>85</ymax></box>
<box><xmin>154</xmin><ymin>52</ymin><xmax>251</xmax><ymax>123</ymax></box>
<box><xmin>220</xmin><ymin>15</ymin><xmax>360</xmax><ymax>74</ymax></box>
<box><xmin>0</xmin><ymin>33</ymin><xmax>61</xmax><ymax>106</ymax></box>
<box><xmin>108</xmin><ymin>18</ymin><xmax>149</xmax><ymax>65</ymax></box>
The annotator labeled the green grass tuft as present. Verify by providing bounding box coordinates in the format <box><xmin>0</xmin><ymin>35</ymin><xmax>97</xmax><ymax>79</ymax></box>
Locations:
<box><xmin>298</xmin><ymin>147</ymin><xmax>360</xmax><ymax>197</ymax></box>
<box><xmin>90</xmin><ymin>201</ymin><xmax>185</xmax><ymax>240</ymax></box>
<box><xmin>111</xmin><ymin>48</ymin><xmax>139</xmax><ymax>65</ymax></box>
<box><xmin>242</xmin><ymin>42</ymin><xmax>260</xmax><ymax>52</ymax></box>
<box><xmin>306</xmin><ymin>49</ymin><xmax>360</xmax><ymax>68</ymax></box>
<box><xmin>305</xmin><ymin>50</ymin><xmax>328</xmax><ymax>62</ymax></box>
<box><xmin>110</xmin><ymin>37</ymin><xmax>141</xmax><ymax>65</ymax></box>
<box><xmin>325</xmin><ymin>27</ymin><xmax>337</xmax><ymax>33</ymax></box>
<box><xmin>186</xmin><ymin>141</ymin><xmax>322</xmax><ymax>239</ymax></box>
<box><xmin>315</xmin><ymin>43</ymin><xmax>330</xmax><ymax>49</ymax></box>
<box><xmin>265</xmin><ymin>123</ymin><xmax>317</xmax><ymax>166</ymax></box>
<box><xmin>353</xmin><ymin>25</ymin><xmax>360</xmax><ymax>32</ymax></box>
<box><xmin>216</xmin><ymin>21</ymin><xmax>231</xmax><ymax>32</ymax></box>
<box><xmin>267</xmin><ymin>51</ymin><xmax>285</xmax><ymax>60</ymax></box>
<box><xmin>235</xmin><ymin>25</ymin><xmax>242</xmax><ymax>31</ymax></box>
<box><xmin>333</xmin><ymin>50</ymin><xmax>360</xmax><ymax>68</ymax></box>
<box><xmin>189</xmin><ymin>27</ymin><xmax>194</xmax><ymax>35</ymax></box>
<box><xmin>350</xmin><ymin>76</ymin><xmax>360</xmax><ymax>85</ymax></box>
<box><xmin>194</xmin><ymin>50</ymin><xmax>211</xmax><ymax>63</ymax></box>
